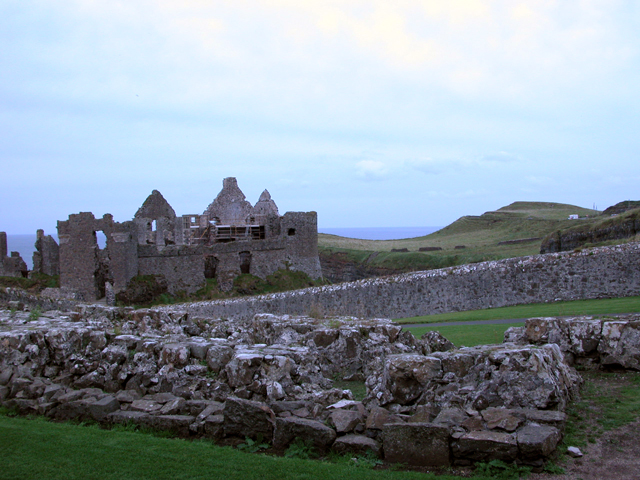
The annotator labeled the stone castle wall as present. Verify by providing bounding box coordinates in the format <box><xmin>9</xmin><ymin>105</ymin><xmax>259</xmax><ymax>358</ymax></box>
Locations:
<box><xmin>162</xmin><ymin>242</ymin><xmax>640</xmax><ymax>321</ymax></box>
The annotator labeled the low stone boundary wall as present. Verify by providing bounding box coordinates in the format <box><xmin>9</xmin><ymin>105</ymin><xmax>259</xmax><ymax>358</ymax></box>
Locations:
<box><xmin>1</xmin><ymin>307</ymin><xmax>592</xmax><ymax>468</ymax></box>
<box><xmin>0</xmin><ymin>287</ymin><xmax>78</xmax><ymax>313</ymax></box>
<box><xmin>505</xmin><ymin>314</ymin><xmax>640</xmax><ymax>370</ymax></box>
<box><xmin>160</xmin><ymin>242</ymin><xmax>640</xmax><ymax>321</ymax></box>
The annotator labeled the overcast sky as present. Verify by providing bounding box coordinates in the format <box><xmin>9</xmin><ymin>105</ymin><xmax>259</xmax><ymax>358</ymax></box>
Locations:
<box><xmin>1</xmin><ymin>1</ymin><xmax>639</xmax><ymax>234</ymax></box>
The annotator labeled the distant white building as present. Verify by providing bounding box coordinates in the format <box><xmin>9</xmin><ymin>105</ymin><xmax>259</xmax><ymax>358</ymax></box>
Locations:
<box><xmin>568</xmin><ymin>214</ymin><xmax>579</xmax><ymax>220</ymax></box>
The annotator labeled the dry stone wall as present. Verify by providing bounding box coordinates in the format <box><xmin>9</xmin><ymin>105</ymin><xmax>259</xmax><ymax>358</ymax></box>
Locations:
<box><xmin>0</xmin><ymin>307</ymin><xmax>588</xmax><ymax>467</ymax></box>
<box><xmin>505</xmin><ymin>315</ymin><xmax>640</xmax><ymax>371</ymax></box>
<box><xmin>165</xmin><ymin>242</ymin><xmax>640</xmax><ymax>321</ymax></box>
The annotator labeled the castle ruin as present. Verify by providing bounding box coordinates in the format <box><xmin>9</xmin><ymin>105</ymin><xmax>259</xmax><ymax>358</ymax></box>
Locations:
<box><xmin>56</xmin><ymin>177</ymin><xmax>321</xmax><ymax>301</ymax></box>
<box><xmin>0</xmin><ymin>232</ymin><xmax>28</xmax><ymax>278</ymax></box>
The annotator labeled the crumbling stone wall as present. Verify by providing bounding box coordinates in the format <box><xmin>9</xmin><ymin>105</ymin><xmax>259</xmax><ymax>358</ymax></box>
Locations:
<box><xmin>282</xmin><ymin>212</ymin><xmax>322</xmax><ymax>280</ymax></box>
<box><xmin>137</xmin><ymin>245</ymin><xmax>205</xmax><ymax>295</ymax></box>
<box><xmin>32</xmin><ymin>229</ymin><xmax>59</xmax><ymax>276</ymax></box>
<box><xmin>57</xmin><ymin>213</ymin><xmax>138</xmax><ymax>301</ymax></box>
<box><xmin>505</xmin><ymin>315</ymin><xmax>640</xmax><ymax>371</ymax></box>
<box><xmin>0</xmin><ymin>232</ymin><xmax>28</xmax><ymax>278</ymax></box>
<box><xmin>167</xmin><ymin>242</ymin><xmax>640</xmax><ymax>321</ymax></box>
<box><xmin>0</xmin><ymin>308</ymin><xmax>594</xmax><ymax>467</ymax></box>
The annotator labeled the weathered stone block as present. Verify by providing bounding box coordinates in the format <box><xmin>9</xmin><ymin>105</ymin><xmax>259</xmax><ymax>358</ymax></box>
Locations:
<box><xmin>115</xmin><ymin>390</ymin><xmax>141</xmax><ymax>403</ymax></box>
<box><xmin>382</xmin><ymin>423</ymin><xmax>450</xmax><ymax>466</ymax></box>
<box><xmin>54</xmin><ymin>399</ymin><xmax>92</xmax><ymax>421</ymax></box>
<box><xmin>225</xmin><ymin>353</ymin><xmax>263</xmax><ymax>388</ymax></box>
<box><xmin>433</xmin><ymin>407</ymin><xmax>468</xmax><ymax>427</ymax></box>
<box><xmin>87</xmin><ymin>395</ymin><xmax>120</xmax><ymax>421</ymax></box>
<box><xmin>517</xmin><ymin>408</ymin><xmax>567</xmax><ymax>428</ymax></box>
<box><xmin>148</xmin><ymin>415</ymin><xmax>195</xmax><ymax>436</ymax></box>
<box><xmin>130</xmin><ymin>399</ymin><xmax>162</xmax><ymax>413</ymax></box>
<box><xmin>159</xmin><ymin>343</ymin><xmax>190</xmax><ymax>367</ymax></box>
<box><xmin>517</xmin><ymin>425</ymin><xmax>561</xmax><ymax>459</ymax></box>
<box><xmin>159</xmin><ymin>397</ymin><xmax>186</xmax><ymax>415</ymax></box>
<box><xmin>273</xmin><ymin>417</ymin><xmax>336</xmax><ymax>451</ymax></box>
<box><xmin>385</xmin><ymin>354</ymin><xmax>442</xmax><ymax>405</ymax></box>
<box><xmin>332</xmin><ymin>434</ymin><xmax>381</xmax><ymax>456</ymax></box>
<box><xmin>330</xmin><ymin>409</ymin><xmax>363</xmax><ymax>433</ymax></box>
<box><xmin>107</xmin><ymin>410</ymin><xmax>151</xmax><ymax>426</ymax></box>
<box><xmin>452</xmin><ymin>430</ymin><xmax>518</xmax><ymax>462</ymax></box>
<box><xmin>481</xmin><ymin>407</ymin><xmax>522</xmax><ymax>432</ymax></box>
<box><xmin>599</xmin><ymin>321</ymin><xmax>640</xmax><ymax>370</ymax></box>
<box><xmin>203</xmin><ymin>414</ymin><xmax>225</xmax><ymax>439</ymax></box>
<box><xmin>223</xmin><ymin>397</ymin><xmax>275</xmax><ymax>439</ymax></box>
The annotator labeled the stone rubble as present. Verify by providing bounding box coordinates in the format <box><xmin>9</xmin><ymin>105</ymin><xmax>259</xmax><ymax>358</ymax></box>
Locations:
<box><xmin>3</xmin><ymin>305</ymin><xmax>633</xmax><ymax>468</ymax></box>
<box><xmin>504</xmin><ymin>314</ymin><xmax>640</xmax><ymax>370</ymax></box>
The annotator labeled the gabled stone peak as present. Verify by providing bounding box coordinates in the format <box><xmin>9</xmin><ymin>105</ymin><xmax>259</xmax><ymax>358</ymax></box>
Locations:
<box><xmin>134</xmin><ymin>190</ymin><xmax>176</xmax><ymax>219</ymax></box>
<box><xmin>254</xmin><ymin>189</ymin><xmax>279</xmax><ymax>217</ymax></box>
<box><xmin>204</xmin><ymin>177</ymin><xmax>254</xmax><ymax>224</ymax></box>
<box><xmin>258</xmin><ymin>189</ymin><xmax>271</xmax><ymax>202</ymax></box>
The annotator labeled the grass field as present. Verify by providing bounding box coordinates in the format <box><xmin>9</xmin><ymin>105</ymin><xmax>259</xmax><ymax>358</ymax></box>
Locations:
<box><xmin>0</xmin><ymin>414</ymin><xmax>485</xmax><ymax>480</ymax></box>
<box><xmin>404</xmin><ymin>323</ymin><xmax>523</xmax><ymax>347</ymax></box>
<box><xmin>394</xmin><ymin>295</ymin><xmax>640</xmax><ymax>325</ymax></box>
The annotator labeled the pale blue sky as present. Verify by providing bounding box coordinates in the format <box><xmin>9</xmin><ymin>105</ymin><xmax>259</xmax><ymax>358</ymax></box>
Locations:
<box><xmin>1</xmin><ymin>1</ymin><xmax>639</xmax><ymax>234</ymax></box>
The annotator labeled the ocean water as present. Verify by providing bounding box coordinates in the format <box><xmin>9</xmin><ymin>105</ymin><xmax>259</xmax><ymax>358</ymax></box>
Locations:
<box><xmin>318</xmin><ymin>226</ymin><xmax>443</xmax><ymax>240</ymax></box>
<box><xmin>6</xmin><ymin>227</ymin><xmax>441</xmax><ymax>270</ymax></box>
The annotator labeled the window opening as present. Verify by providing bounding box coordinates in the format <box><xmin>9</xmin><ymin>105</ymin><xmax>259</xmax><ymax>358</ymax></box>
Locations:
<box><xmin>239</xmin><ymin>251</ymin><xmax>251</xmax><ymax>274</ymax></box>
<box><xmin>204</xmin><ymin>255</ymin><xmax>219</xmax><ymax>279</ymax></box>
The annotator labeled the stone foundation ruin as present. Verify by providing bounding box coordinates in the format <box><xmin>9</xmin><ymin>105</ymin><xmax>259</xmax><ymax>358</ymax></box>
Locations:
<box><xmin>3</xmin><ymin>297</ymin><xmax>636</xmax><ymax>468</ymax></box>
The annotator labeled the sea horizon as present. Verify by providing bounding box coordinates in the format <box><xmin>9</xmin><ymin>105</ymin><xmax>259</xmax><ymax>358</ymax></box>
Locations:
<box><xmin>318</xmin><ymin>226</ymin><xmax>443</xmax><ymax>240</ymax></box>
<box><xmin>5</xmin><ymin>227</ymin><xmax>443</xmax><ymax>270</ymax></box>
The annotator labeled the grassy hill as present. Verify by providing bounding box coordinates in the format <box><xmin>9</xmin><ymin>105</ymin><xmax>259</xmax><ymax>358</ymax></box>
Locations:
<box><xmin>541</xmin><ymin>205</ymin><xmax>640</xmax><ymax>253</ymax></box>
<box><xmin>319</xmin><ymin>201</ymin><xmax>603</xmax><ymax>281</ymax></box>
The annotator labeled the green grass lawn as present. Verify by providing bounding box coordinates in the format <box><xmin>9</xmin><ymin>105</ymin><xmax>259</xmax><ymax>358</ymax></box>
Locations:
<box><xmin>0</xmin><ymin>415</ymin><xmax>483</xmax><ymax>480</ymax></box>
<box><xmin>404</xmin><ymin>323</ymin><xmax>523</xmax><ymax>347</ymax></box>
<box><xmin>395</xmin><ymin>295</ymin><xmax>640</xmax><ymax>325</ymax></box>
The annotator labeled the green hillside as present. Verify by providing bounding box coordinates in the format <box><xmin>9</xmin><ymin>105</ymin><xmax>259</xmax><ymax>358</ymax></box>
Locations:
<box><xmin>320</xmin><ymin>201</ymin><xmax>599</xmax><ymax>255</ymax></box>
<box><xmin>319</xmin><ymin>202</ymin><xmax>603</xmax><ymax>276</ymax></box>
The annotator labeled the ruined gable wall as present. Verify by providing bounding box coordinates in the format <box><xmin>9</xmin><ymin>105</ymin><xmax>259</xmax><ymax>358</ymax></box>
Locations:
<box><xmin>203</xmin><ymin>177</ymin><xmax>254</xmax><ymax>225</ymax></box>
<box><xmin>133</xmin><ymin>190</ymin><xmax>182</xmax><ymax>247</ymax></box>
<box><xmin>164</xmin><ymin>242</ymin><xmax>640</xmax><ymax>321</ymax></box>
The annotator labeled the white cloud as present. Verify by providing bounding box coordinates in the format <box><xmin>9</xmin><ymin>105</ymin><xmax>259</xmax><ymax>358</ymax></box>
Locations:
<box><xmin>355</xmin><ymin>159</ymin><xmax>389</xmax><ymax>180</ymax></box>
